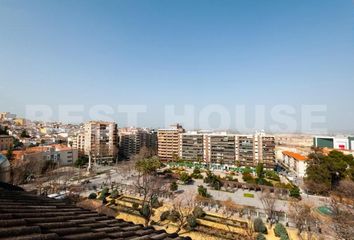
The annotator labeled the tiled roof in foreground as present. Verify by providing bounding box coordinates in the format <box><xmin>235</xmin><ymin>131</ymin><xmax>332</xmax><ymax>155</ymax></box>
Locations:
<box><xmin>0</xmin><ymin>185</ymin><xmax>190</xmax><ymax>240</ymax></box>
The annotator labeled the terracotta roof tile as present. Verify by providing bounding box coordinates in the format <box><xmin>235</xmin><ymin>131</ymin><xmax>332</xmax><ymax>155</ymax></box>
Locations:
<box><xmin>282</xmin><ymin>151</ymin><xmax>308</xmax><ymax>161</ymax></box>
<box><xmin>0</xmin><ymin>186</ymin><xmax>191</xmax><ymax>240</ymax></box>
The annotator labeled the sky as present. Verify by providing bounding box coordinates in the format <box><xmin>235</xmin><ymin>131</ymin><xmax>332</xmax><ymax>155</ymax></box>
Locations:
<box><xmin>0</xmin><ymin>0</ymin><xmax>353</xmax><ymax>133</ymax></box>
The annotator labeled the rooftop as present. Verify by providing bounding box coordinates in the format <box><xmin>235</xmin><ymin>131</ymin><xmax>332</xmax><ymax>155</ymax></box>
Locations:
<box><xmin>0</xmin><ymin>183</ymin><xmax>190</xmax><ymax>240</ymax></box>
<box><xmin>282</xmin><ymin>151</ymin><xmax>308</xmax><ymax>161</ymax></box>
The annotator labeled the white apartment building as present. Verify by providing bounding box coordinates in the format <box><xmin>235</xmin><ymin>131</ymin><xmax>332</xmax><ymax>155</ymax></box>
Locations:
<box><xmin>280</xmin><ymin>151</ymin><xmax>308</xmax><ymax>177</ymax></box>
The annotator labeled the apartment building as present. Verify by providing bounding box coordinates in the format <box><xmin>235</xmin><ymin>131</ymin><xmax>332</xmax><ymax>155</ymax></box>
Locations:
<box><xmin>236</xmin><ymin>135</ymin><xmax>255</xmax><ymax>166</ymax></box>
<box><xmin>159</xmin><ymin>126</ymin><xmax>276</xmax><ymax>168</ymax></box>
<box><xmin>157</xmin><ymin>124</ymin><xmax>185</xmax><ymax>161</ymax></box>
<box><xmin>205</xmin><ymin>134</ymin><xmax>236</xmax><ymax>165</ymax></box>
<box><xmin>84</xmin><ymin>121</ymin><xmax>118</xmax><ymax>164</ymax></box>
<box><xmin>0</xmin><ymin>135</ymin><xmax>13</xmax><ymax>151</ymax></box>
<box><xmin>280</xmin><ymin>151</ymin><xmax>308</xmax><ymax>177</ymax></box>
<box><xmin>181</xmin><ymin>132</ymin><xmax>204</xmax><ymax>162</ymax></box>
<box><xmin>258</xmin><ymin>135</ymin><xmax>276</xmax><ymax>168</ymax></box>
<box><xmin>70</xmin><ymin>132</ymin><xmax>85</xmax><ymax>155</ymax></box>
<box><xmin>119</xmin><ymin>128</ymin><xmax>157</xmax><ymax>159</ymax></box>
<box><xmin>4</xmin><ymin>145</ymin><xmax>78</xmax><ymax>166</ymax></box>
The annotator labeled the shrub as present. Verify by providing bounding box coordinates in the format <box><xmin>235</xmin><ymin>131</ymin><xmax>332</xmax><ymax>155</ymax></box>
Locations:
<box><xmin>132</xmin><ymin>202</ymin><xmax>139</xmax><ymax>210</ymax></box>
<box><xmin>280</xmin><ymin>235</ymin><xmax>290</xmax><ymax>240</ymax></box>
<box><xmin>88</xmin><ymin>192</ymin><xmax>97</xmax><ymax>199</ymax></box>
<box><xmin>289</xmin><ymin>186</ymin><xmax>301</xmax><ymax>198</ymax></box>
<box><xmin>170</xmin><ymin>181</ymin><xmax>178</xmax><ymax>191</ymax></box>
<box><xmin>99</xmin><ymin>187</ymin><xmax>109</xmax><ymax>200</ymax></box>
<box><xmin>265</xmin><ymin>170</ymin><xmax>280</xmax><ymax>181</ymax></box>
<box><xmin>160</xmin><ymin>210</ymin><xmax>170</xmax><ymax>221</ymax></box>
<box><xmin>204</xmin><ymin>171</ymin><xmax>223</xmax><ymax>190</ymax></box>
<box><xmin>193</xmin><ymin>206</ymin><xmax>206</xmax><ymax>218</ymax></box>
<box><xmin>198</xmin><ymin>185</ymin><xmax>209</xmax><ymax>198</ymax></box>
<box><xmin>242</xmin><ymin>173</ymin><xmax>255</xmax><ymax>183</ymax></box>
<box><xmin>111</xmin><ymin>189</ymin><xmax>119</xmax><ymax>199</ymax></box>
<box><xmin>274</xmin><ymin>223</ymin><xmax>288</xmax><ymax>238</ymax></box>
<box><xmin>193</xmin><ymin>168</ymin><xmax>201</xmax><ymax>175</ymax></box>
<box><xmin>139</xmin><ymin>204</ymin><xmax>151</xmax><ymax>218</ymax></box>
<box><xmin>256</xmin><ymin>233</ymin><xmax>266</xmax><ymax>240</ymax></box>
<box><xmin>151</xmin><ymin>195</ymin><xmax>161</xmax><ymax>208</ymax></box>
<box><xmin>254</xmin><ymin>218</ymin><xmax>267</xmax><ymax>234</ymax></box>
<box><xmin>186</xmin><ymin>215</ymin><xmax>197</xmax><ymax>229</ymax></box>
<box><xmin>180</xmin><ymin>172</ymin><xmax>192</xmax><ymax>184</ymax></box>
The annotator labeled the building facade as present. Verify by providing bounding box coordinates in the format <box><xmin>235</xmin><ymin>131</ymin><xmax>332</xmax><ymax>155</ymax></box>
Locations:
<box><xmin>119</xmin><ymin>128</ymin><xmax>157</xmax><ymax>159</ymax></box>
<box><xmin>280</xmin><ymin>151</ymin><xmax>308</xmax><ymax>177</ymax></box>
<box><xmin>158</xmin><ymin>127</ymin><xmax>276</xmax><ymax>168</ymax></box>
<box><xmin>181</xmin><ymin>132</ymin><xmax>204</xmax><ymax>162</ymax></box>
<box><xmin>84</xmin><ymin>121</ymin><xmax>118</xmax><ymax>164</ymax></box>
<box><xmin>314</xmin><ymin>136</ymin><xmax>354</xmax><ymax>150</ymax></box>
<box><xmin>0</xmin><ymin>135</ymin><xmax>13</xmax><ymax>151</ymax></box>
<box><xmin>157</xmin><ymin>124</ymin><xmax>185</xmax><ymax>161</ymax></box>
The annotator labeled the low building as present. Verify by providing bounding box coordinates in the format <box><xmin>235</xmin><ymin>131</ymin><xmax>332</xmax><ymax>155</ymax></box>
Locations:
<box><xmin>0</xmin><ymin>135</ymin><xmax>13</xmax><ymax>151</ymax></box>
<box><xmin>281</xmin><ymin>151</ymin><xmax>308</xmax><ymax>177</ymax></box>
<box><xmin>6</xmin><ymin>145</ymin><xmax>78</xmax><ymax>166</ymax></box>
<box><xmin>314</xmin><ymin>136</ymin><xmax>354</xmax><ymax>150</ymax></box>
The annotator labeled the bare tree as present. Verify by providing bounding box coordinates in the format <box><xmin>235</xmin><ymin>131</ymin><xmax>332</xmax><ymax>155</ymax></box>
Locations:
<box><xmin>260</xmin><ymin>190</ymin><xmax>278</xmax><ymax>225</ymax></box>
<box><xmin>167</xmin><ymin>192</ymin><xmax>196</xmax><ymax>233</ymax></box>
<box><xmin>288</xmin><ymin>200</ymin><xmax>318</xmax><ymax>240</ymax></box>
<box><xmin>133</xmin><ymin>157</ymin><xmax>165</xmax><ymax>226</ymax></box>
<box><xmin>329</xmin><ymin>195</ymin><xmax>354</xmax><ymax>240</ymax></box>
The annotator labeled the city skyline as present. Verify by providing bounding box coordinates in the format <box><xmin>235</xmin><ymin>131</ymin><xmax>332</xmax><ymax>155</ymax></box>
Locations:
<box><xmin>1</xmin><ymin>0</ymin><xmax>353</xmax><ymax>132</ymax></box>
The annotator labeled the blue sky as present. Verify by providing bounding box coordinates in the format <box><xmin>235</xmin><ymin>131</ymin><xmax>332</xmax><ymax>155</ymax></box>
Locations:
<box><xmin>0</xmin><ymin>0</ymin><xmax>353</xmax><ymax>132</ymax></box>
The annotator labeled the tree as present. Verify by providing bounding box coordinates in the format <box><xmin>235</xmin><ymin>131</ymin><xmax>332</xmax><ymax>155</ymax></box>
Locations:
<box><xmin>329</xmin><ymin>195</ymin><xmax>354</xmax><ymax>240</ymax></box>
<box><xmin>204</xmin><ymin>170</ymin><xmax>223</xmax><ymax>190</ymax></box>
<box><xmin>75</xmin><ymin>155</ymin><xmax>89</xmax><ymax>167</ymax></box>
<box><xmin>0</xmin><ymin>126</ymin><xmax>9</xmax><ymax>135</ymax></box>
<box><xmin>333</xmin><ymin>179</ymin><xmax>354</xmax><ymax>200</ymax></box>
<box><xmin>305</xmin><ymin>150</ymin><xmax>354</xmax><ymax>194</ymax></box>
<box><xmin>260</xmin><ymin>190</ymin><xmax>278</xmax><ymax>224</ymax></box>
<box><xmin>256</xmin><ymin>163</ymin><xmax>264</xmax><ymax>179</ymax></box>
<box><xmin>221</xmin><ymin>198</ymin><xmax>242</xmax><ymax>219</ymax></box>
<box><xmin>135</xmin><ymin>156</ymin><xmax>161</xmax><ymax>175</ymax></box>
<box><xmin>134</xmin><ymin>157</ymin><xmax>164</xmax><ymax>226</ymax></box>
<box><xmin>288</xmin><ymin>201</ymin><xmax>317</xmax><ymax>239</ymax></box>
<box><xmin>163</xmin><ymin>193</ymin><xmax>196</xmax><ymax>233</ymax></box>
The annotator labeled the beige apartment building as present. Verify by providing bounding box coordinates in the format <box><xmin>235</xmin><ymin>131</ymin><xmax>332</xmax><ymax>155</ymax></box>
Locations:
<box><xmin>204</xmin><ymin>134</ymin><xmax>236</xmax><ymax>165</ymax></box>
<box><xmin>84</xmin><ymin>121</ymin><xmax>118</xmax><ymax>164</ymax></box>
<box><xmin>159</xmin><ymin>127</ymin><xmax>276</xmax><ymax>168</ymax></box>
<box><xmin>157</xmin><ymin>124</ymin><xmax>185</xmax><ymax>161</ymax></box>
<box><xmin>70</xmin><ymin>131</ymin><xmax>85</xmax><ymax>155</ymax></box>
<box><xmin>0</xmin><ymin>135</ymin><xmax>13</xmax><ymax>151</ymax></box>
